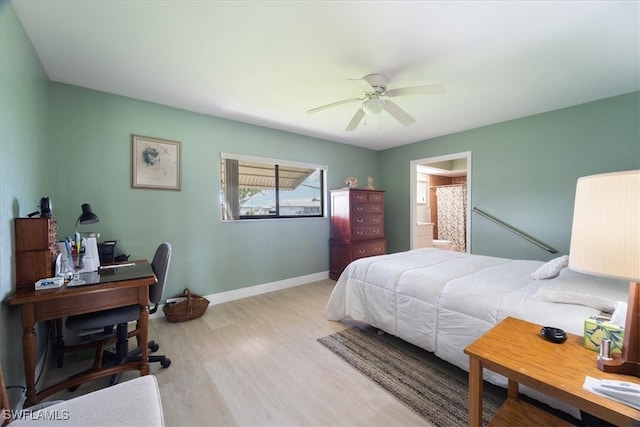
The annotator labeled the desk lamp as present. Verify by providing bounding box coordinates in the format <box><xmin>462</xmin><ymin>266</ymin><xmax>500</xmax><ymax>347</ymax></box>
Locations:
<box><xmin>569</xmin><ymin>170</ymin><xmax>639</xmax><ymax>377</ymax></box>
<box><xmin>74</xmin><ymin>203</ymin><xmax>100</xmax><ymax>234</ymax></box>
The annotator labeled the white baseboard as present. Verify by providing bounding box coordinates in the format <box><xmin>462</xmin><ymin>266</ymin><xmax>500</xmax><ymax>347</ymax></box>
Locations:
<box><xmin>151</xmin><ymin>271</ymin><xmax>329</xmax><ymax>319</ymax></box>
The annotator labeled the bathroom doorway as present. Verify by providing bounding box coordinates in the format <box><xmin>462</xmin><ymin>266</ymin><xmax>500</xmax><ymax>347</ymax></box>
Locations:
<box><xmin>409</xmin><ymin>152</ymin><xmax>471</xmax><ymax>252</ymax></box>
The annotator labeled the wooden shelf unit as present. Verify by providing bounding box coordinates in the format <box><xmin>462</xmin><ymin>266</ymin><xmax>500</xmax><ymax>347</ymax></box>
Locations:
<box><xmin>15</xmin><ymin>217</ymin><xmax>59</xmax><ymax>291</ymax></box>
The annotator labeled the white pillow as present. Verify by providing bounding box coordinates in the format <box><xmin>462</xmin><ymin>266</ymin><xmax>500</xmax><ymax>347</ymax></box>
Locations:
<box><xmin>532</xmin><ymin>267</ymin><xmax>629</xmax><ymax>312</ymax></box>
<box><xmin>530</xmin><ymin>255</ymin><xmax>569</xmax><ymax>279</ymax></box>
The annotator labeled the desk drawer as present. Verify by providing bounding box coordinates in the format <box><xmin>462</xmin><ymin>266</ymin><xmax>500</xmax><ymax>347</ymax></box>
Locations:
<box><xmin>33</xmin><ymin>287</ymin><xmax>143</xmax><ymax>321</ymax></box>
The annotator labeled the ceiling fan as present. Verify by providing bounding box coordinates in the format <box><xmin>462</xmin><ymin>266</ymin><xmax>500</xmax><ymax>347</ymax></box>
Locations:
<box><xmin>308</xmin><ymin>74</ymin><xmax>445</xmax><ymax>131</ymax></box>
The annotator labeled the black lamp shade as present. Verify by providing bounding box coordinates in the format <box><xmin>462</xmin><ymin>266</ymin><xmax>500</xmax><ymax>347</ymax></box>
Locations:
<box><xmin>78</xmin><ymin>203</ymin><xmax>99</xmax><ymax>225</ymax></box>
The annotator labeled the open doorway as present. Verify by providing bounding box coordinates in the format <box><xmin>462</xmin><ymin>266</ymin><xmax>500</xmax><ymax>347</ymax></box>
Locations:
<box><xmin>410</xmin><ymin>152</ymin><xmax>471</xmax><ymax>252</ymax></box>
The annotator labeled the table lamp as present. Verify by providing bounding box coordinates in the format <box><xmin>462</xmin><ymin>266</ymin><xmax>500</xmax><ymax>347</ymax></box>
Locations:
<box><xmin>74</xmin><ymin>203</ymin><xmax>99</xmax><ymax>234</ymax></box>
<box><xmin>569</xmin><ymin>170</ymin><xmax>640</xmax><ymax>377</ymax></box>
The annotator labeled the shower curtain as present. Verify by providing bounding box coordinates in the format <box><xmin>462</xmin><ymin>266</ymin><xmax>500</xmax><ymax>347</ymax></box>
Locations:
<box><xmin>436</xmin><ymin>185</ymin><xmax>467</xmax><ymax>252</ymax></box>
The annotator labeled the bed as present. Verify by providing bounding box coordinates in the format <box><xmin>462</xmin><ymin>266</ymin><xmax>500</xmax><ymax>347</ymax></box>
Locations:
<box><xmin>325</xmin><ymin>247</ymin><xmax>630</xmax><ymax>418</ymax></box>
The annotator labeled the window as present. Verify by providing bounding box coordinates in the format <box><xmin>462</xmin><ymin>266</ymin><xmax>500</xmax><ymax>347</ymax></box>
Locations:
<box><xmin>221</xmin><ymin>153</ymin><xmax>326</xmax><ymax>220</ymax></box>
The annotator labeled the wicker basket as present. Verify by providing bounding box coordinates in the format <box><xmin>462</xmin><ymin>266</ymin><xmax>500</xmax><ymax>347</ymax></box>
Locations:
<box><xmin>163</xmin><ymin>288</ymin><xmax>209</xmax><ymax>322</ymax></box>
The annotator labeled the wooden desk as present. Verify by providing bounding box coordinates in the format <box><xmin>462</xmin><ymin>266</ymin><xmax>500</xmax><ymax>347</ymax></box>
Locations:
<box><xmin>464</xmin><ymin>317</ymin><xmax>640</xmax><ymax>427</ymax></box>
<box><xmin>6</xmin><ymin>262</ymin><xmax>157</xmax><ymax>407</ymax></box>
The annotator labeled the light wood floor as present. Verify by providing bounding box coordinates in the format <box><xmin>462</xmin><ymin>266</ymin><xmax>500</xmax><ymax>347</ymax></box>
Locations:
<box><xmin>43</xmin><ymin>280</ymin><xmax>427</xmax><ymax>426</ymax></box>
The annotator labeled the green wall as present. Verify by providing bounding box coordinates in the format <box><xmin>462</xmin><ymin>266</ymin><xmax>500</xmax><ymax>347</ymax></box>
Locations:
<box><xmin>0</xmin><ymin>1</ymin><xmax>52</xmax><ymax>404</ymax></box>
<box><xmin>379</xmin><ymin>92</ymin><xmax>640</xmax><ymax>260</ymax></box>
<box><xmin>48</xmin><ymin>83</ymin><xmax>379</xmax><ymax>298</ymax></box>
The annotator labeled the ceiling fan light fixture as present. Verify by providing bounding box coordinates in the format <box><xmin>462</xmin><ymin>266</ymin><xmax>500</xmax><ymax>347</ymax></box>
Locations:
<box><xmin>363</xmin><ymin>98</ymin><xmax>384</xmax><ymax>115</ymax></box>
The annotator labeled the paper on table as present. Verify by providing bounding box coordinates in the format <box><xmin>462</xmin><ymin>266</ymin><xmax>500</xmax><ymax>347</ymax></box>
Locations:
<box><xmin>583</xmin><ymin>376</ymin><xmax>640</xmax><ymax>410</ymax></box>
<box><xmin>99</xmin><ymin>262</ymin><xmax>136</xmax><ymax>269</ymax></box>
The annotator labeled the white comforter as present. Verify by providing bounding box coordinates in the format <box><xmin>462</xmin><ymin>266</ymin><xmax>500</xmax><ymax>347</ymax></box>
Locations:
<box><xmin>325</xmin><ymin>248</ymin><xmax>602</xmax><ymax>418</ymax></box>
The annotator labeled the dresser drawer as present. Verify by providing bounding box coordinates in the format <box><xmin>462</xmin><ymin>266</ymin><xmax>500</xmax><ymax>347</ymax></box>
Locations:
<box><xmin>352</xmin><ymin>225</ymin><xmax>384</xmax><ymax>239</ymax></box>
<box><xmin>350</xmin><ymin>240</ymin><xmax>386</xmax><ymax>260</ymax></box>
<box><xmin>351</xmin><ymin>191</ymin><xmax>384</xmax><ymax>204</ymax></box>
<box><xmin>352</xmin><ymin>213</ymin><xmax>383</xmax><ymax>227</ymax></box>
<box><xmin>329</xmin><ymin>238</ymin><xmax>388</xmax><ymax>280</ymax></box>
<box><xmin>353</xmin><ymin>204</ymin><xmax>383</xmax><ymax>214</ymax></box>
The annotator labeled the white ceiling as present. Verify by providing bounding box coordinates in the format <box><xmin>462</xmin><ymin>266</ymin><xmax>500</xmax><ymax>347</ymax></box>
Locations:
<box><xmin>11</xmin><ymin>0</ymin><xmax>640</xmax><ymax>151</ymax></box>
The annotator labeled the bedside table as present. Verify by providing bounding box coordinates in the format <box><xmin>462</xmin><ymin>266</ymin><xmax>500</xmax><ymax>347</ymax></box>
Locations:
<box><xmin>464</xmin><ymin>317</ymin><xmax>640</xmax><ymax>426</ymax></box>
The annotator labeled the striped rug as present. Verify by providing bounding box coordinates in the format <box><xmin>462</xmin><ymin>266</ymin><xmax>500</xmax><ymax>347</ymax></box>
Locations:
<box><xmin>318</xmin><ymin>326</ymin><xmax>504</xmax><ymax>427</ymax></box>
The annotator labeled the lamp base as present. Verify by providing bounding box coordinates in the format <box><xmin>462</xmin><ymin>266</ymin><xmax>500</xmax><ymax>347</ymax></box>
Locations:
<box><xmin>597</xmin><ymin>281</ymin><xmax>640</xmax><ymax>378</ymax></box>
<box><xmin>597</xmin><ymin>358</ymin><xmax>640</xmax><ymax>377</ymax></box>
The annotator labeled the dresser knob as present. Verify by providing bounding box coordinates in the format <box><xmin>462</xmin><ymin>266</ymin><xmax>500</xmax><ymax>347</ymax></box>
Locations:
<box><xmin>356</xmin><ymin>219</ymin><xmax>364</xmax><ymax>223</ymax></box>
<box><xmin>356</xmin><ymin>231</ymin><xmax>364</xmax><ymax>235</ymax></box>
<box><xmin>358</xmin><ymin>250</ymin><xmax>366</xmax><ymax>254</ymax></box>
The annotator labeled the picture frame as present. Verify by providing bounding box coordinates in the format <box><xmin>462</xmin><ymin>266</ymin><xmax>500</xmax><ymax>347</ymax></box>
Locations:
<box><xmin>132</xmin><ymin>134</ymin><xmax>181</xmax><ymax>190</ymax></box>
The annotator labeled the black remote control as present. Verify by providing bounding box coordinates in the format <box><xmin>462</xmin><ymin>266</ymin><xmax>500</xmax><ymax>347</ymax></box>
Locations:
<box><xmin>540</xmin><ymin>326</ymin><xmax>567</xmax><ymax>344</ymax></box>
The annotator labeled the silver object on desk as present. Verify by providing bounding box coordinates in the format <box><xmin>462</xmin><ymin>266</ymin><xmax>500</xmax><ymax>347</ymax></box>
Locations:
<box><xmin>598</xmin><ymin>338</ymin><xmax>613</xmax><ymax>361</ymax></box>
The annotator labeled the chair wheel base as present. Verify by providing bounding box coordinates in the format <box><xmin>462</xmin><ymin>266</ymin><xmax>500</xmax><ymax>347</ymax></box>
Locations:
<box><xmin>148</xmin><ymin>341</ymin><xmax>159</xmax><ymax>352</ymax></box>
<box><xmin>161</xmin><ymin>358</ymin><xmax>171</xmax><ymax>368</ymax></box>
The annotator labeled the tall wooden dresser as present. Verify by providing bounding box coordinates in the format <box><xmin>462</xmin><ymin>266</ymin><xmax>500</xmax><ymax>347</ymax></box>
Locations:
<box><xmin>329</xmin><ymin>189</ymin><xmax>387</xmax><ymax>280</ymax></box>
<box><xmin>15</xmin><ymin>217</ymin><xmax>59</xmax><ymax>291</ymax></box>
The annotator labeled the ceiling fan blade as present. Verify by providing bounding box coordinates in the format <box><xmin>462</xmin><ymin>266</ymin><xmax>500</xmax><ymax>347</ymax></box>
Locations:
<box><xmin>307</xmin><ymin>97</ymin><xmax>362</xmax><ymax>114</ymax></box>
<box><xmin>383</xmin><ymin>100</ymin><xmax>416</xmax><ymax>126</ymax></box>
<box><xmin>385</xmin><ymin>84</ymin><xmax>446</xmax><ymax>97</ymax></box>
<box><xmin>345</xmin><ymin>108</ymin><xmax>365</xmax><ymax>131</ymax></box>
<box><xmin>349</xmin><ymin>74</ymin><xmax>389</xmax><ymax>94</ymax></box>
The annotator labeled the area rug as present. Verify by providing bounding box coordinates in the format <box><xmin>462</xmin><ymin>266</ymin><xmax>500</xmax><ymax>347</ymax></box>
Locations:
<box><xmin>318</xmin><ymin>326</ymin><xmax>504</xmax><ymax>427</ymax></box>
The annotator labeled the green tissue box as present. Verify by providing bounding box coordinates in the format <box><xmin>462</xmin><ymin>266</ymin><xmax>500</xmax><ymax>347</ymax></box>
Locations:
<box><xmin>583</xmin><ymin>314</ymin><xmax>624</xmax><ymax>354</ymax></box>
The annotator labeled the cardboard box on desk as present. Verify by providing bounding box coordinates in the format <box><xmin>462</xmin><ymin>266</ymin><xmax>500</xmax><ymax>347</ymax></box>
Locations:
<box><xmin>584</xmin><ymin>313</ymin><xmax>624</xmax><ymax>354</ymax></box>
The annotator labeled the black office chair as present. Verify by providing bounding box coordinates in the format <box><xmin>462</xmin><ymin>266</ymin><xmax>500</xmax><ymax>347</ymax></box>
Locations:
<box><xmin>65</xmin><ymin>242</ymin><xmax>172</xmax><ymax>385</ymax></box>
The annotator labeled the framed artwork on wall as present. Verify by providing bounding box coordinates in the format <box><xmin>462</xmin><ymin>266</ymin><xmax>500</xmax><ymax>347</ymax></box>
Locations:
<box><xmin>132</xmin><ymin>134</ymin><xmax>181</xmax><ymax>190</ymax></box>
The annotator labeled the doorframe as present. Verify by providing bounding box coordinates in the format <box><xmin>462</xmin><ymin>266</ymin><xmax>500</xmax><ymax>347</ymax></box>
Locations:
<box><xmin>409</xmin><ymin>151</ymin><xmax>472</xmax><ymax>252</ymax></box>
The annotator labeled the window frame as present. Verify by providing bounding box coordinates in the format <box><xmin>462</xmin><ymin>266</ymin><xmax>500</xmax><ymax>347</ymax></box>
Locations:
<box><xmin>220</xmin><ymin>152</ymin><xmax>327</xmax><ymax>221</ymax></box>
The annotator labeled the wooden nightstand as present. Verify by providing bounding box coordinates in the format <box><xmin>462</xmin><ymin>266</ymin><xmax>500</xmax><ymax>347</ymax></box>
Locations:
<box><xmin>464</xmin><ymin>317</ymin><xmax>640</xmax><ymax>426</ymax></box>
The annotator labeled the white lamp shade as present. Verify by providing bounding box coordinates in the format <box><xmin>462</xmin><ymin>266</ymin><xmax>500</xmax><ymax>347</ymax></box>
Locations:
<box><xmin>363</xmin><ymin>98</ymin><xmax>384</xmax><ymax>115</ymax></box>
<box><xmin>569</xmin><ymin>170</ymin><xmax>640</xmax><ymax>281</ymax></box>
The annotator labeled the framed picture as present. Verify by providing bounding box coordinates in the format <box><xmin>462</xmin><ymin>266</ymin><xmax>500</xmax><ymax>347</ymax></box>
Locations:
<box><xmin>132</xmin><ymin>135</ymin><xmax>181</xmax><ymax>190</ymax></box>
